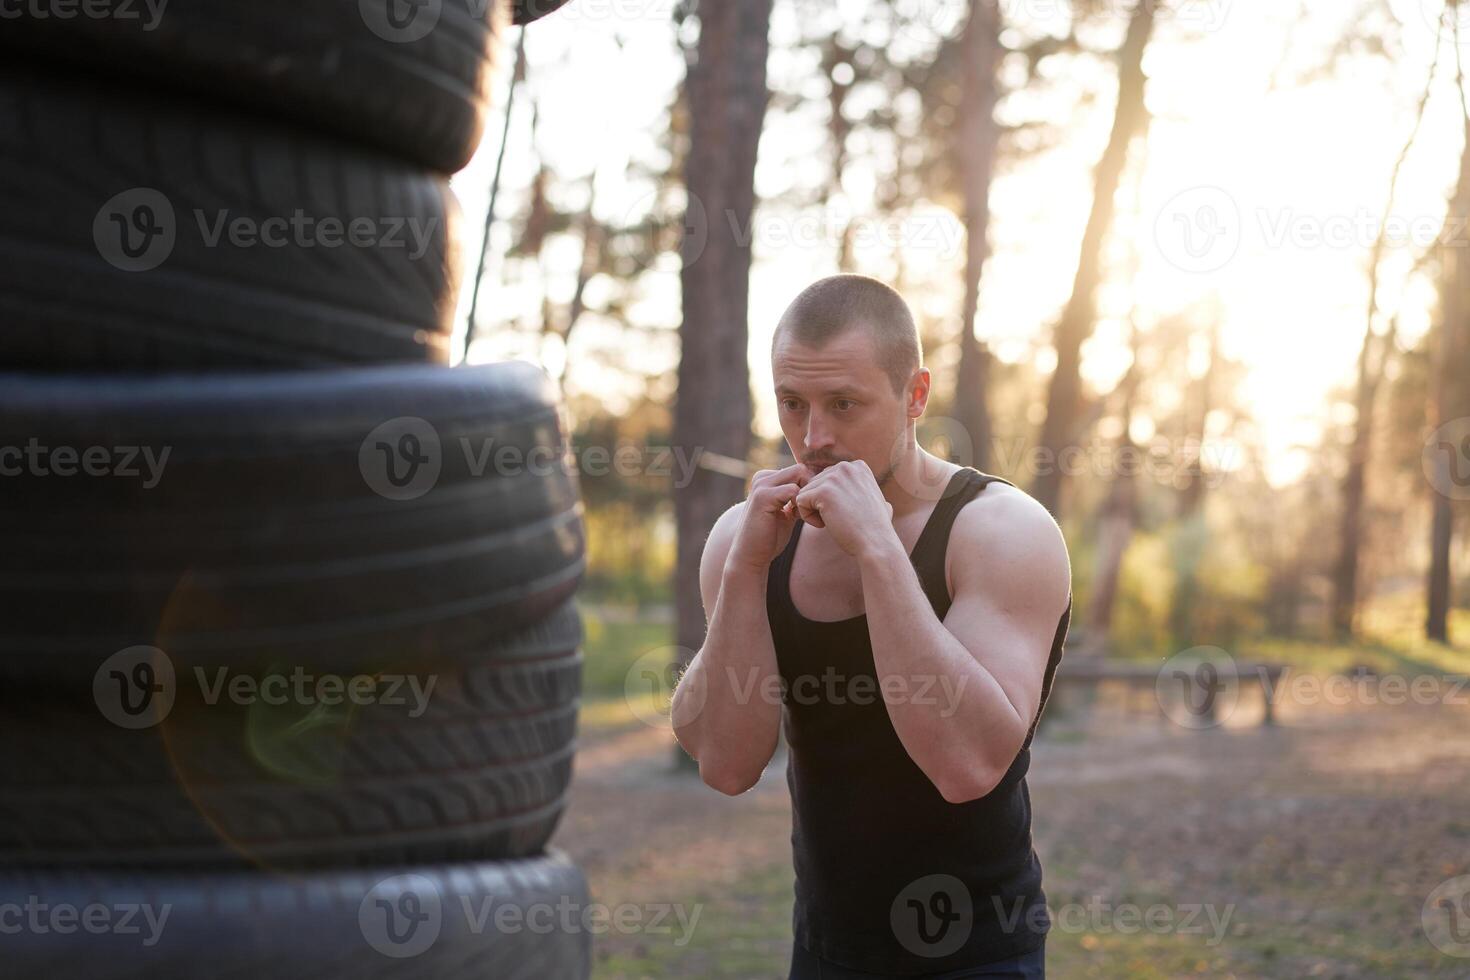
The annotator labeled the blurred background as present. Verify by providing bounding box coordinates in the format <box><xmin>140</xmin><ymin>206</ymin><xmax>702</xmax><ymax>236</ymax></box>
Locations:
<box><xmin>447</xmin><ymin>1</ymin><xmax>1470</xmax><ymax>976</ymax></box>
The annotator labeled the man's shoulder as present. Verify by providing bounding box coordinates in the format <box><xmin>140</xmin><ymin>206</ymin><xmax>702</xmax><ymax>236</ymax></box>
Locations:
<box><xmin>709</xmin><ymin>498</ymin><xmax>748</xmax><ymax>544</ymax></box>
<box><xmin>950</xmin><ymin>476</ymin><xmax>1070</xmax><ymax>594</ymax></box>
<box><xmin>700</xmin><ymin>498</ymin><xmax>750</xmax><ymax>571</ymax></box>
<box><xmin>953</xmin><ymin>473</ymin><xmax>1054</xmax><ymax>531</ymax></box>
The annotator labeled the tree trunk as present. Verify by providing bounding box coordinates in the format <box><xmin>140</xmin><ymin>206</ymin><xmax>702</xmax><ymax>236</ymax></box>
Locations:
<box><xmin>1427</xmin><ymin>116</ymin><xmax>1470</xmax><ymax>643</ymax></box>
<box><xmin>671</xmin><ymin>0</ymin><xmax>773</xmax><ymax>769</ymax></box>
<box><xmin>952</xmin><ymin>0</ymin><xmax>1001</xmax><ymax>472</ymax></box>
<box><xmin>1086</xmin><ymin>330</ymin><xmax>1144</xmax><ymax>645</ymax></box>
<box><xmin>1330</xmin><ymin>51</ymin><xmax>1437</xmax><ymax>639</ymax></box>
<box><xmin>1331</xmin><ymin>321</ymin><xmax>1393</xmax><ymax>638</ymax></box>
<box><xmin>823</xmin><ymin>40</ymin><xmax>856</xmax><ymax>272</ymax></box>
<box><xmin>1032</xmin><ymin>0</ymin><xmax>1154</xmax><ymax>516</ymax></box>
<box><xmin>1167</xmin><ymin>321</ymin><xmax>1218</xmax><ymax>649</ymax></box>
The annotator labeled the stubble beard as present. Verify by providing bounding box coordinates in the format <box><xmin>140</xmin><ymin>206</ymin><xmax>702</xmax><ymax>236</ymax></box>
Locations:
<box><xmin>876</xmin><ymin>422</ymin><xmax>912</xmax><ymax>489</ymax></box>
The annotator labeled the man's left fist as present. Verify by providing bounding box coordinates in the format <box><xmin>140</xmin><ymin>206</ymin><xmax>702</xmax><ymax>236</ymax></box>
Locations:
<box><xmin>794</xmin><ymin>460</ymin><xmax>896</xmax><ymax>557</ymax></box>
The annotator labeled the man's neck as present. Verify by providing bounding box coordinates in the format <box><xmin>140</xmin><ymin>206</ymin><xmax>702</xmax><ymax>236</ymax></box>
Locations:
<box><xmin>882</xmin><ymin>448</ymin><xmax>962</xmax><ymax>520</ymax></box>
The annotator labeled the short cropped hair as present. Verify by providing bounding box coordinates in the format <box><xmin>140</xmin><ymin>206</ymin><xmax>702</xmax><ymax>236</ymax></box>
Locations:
<box><xmin>771</xmin><ymin>274</ymin><xmax>922</xmax><ymax>397</ymax></box>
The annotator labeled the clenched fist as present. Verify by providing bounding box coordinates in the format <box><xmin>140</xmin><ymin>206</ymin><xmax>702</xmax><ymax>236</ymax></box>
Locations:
<box><xmin>794</xmin><ymin>460</ymin><xmax>894</xmax><ymax>557</ymax></box>
<box><xmin>724</xmin><ymin>462</ymin><xmax>815</xmax><ymax>572</ymax></box>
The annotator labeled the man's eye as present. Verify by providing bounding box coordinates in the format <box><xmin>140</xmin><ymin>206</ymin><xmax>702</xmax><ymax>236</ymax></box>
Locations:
<box><xmin>835</xmin><ymin>400</ymin><xmax>855</xmax><ymax>411</ymax></box>
<box><xmin>781</xmin><ymin>400</ymin><xmax>801</xmax><ymax>412</ymax></box>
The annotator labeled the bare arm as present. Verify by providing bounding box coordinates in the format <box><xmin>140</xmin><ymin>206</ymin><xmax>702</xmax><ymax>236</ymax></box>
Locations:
<box><xmin>857</xmin><ymin>485</ymin><xmax>1071</xmax><ymax>803</ymax></box>
<box><xmin>671</xmin><ymin>465</ymin><xmax>810</xmax><ymax>795</ymax></box>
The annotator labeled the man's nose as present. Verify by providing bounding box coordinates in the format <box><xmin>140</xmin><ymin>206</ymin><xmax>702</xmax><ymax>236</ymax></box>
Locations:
<box><xmin>805</xmin><ymin>411</ymin><xmax>834</xmax><ymax>451</ymax></box>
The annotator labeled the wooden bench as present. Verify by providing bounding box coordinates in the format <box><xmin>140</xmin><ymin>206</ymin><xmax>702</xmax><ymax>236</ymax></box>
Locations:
<box><xmin>1051</xmin><ymin>658</ymin><xmax>1289</xmax><ymax>727</ymax></box>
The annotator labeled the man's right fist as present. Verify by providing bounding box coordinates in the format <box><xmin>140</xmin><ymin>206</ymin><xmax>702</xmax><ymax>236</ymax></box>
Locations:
<box><xmin>724</xmin><ymin>463</ymin><xmax>814</xmax><ymax>572</ymax></box>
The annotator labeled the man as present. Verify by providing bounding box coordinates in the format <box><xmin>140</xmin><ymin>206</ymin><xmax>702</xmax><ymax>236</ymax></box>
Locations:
<box><xmin>671</xmin><ymin>274</ymin><xmax>1071</xmax><ymax>979</ymax></box>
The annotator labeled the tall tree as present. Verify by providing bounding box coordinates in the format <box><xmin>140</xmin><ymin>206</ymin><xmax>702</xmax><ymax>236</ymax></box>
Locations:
<box><xmin>952</xmin><ymin>0</ymin><xmax>1002</xmax><ymax>472</ymax></box>
<box><xmin>1427</xmin><ymin>109</ymin><xmax>1470</xmax><ymax>643</ymax></box>
<box><xmin>820</xmin><ymin>37</ymin><xmax>859</xmax><ymax>271</ymax></box>
<box><xmin>1084</xmin><ymin>322</ymin><xmax>1144</xmax><ymax>647</ymax></box>
<box><xmin>670</xmin><ymin>0</ymin><xmax>774</xmax><ymax>768</ymax></box>
<box><xmin>1330</xmin><ymin>40</ymin><xmax>1438</xmax><ymax>638</ymax></box>
<box><xmin>1167</xmin><ymin>319</ymin><xmax>1220</xmax><ymax>650</ymax></box>
<box><xmin>1032</xmin><ymin>0</ymin><xmax>1155</xmax><ymax>516</ymax></box>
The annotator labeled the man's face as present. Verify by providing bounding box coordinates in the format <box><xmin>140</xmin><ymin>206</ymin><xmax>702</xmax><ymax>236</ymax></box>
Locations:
<box><xmin>771</xmin><ymin>328</ymin><xmax>920</xmax><ymax>486</ymax></box>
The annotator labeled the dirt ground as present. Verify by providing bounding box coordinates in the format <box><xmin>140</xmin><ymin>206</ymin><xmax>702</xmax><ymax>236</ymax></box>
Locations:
<box><xmin>554</xmin><ymin>687</ymin><xmax>1470</xmax><ymax>979</ymax></box>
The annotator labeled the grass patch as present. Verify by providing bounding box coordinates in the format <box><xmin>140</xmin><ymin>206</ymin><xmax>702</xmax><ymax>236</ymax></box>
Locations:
<box><xmin>581</xmin><ymin>611</ymin><xmax>675</xmax><ymax>701</ymax></box>
<box><xmin>578</xmin><ymin>693</ymin><xmax>666</xmax><ymax>738</ymax></box>
<box><xmin>1044</xmin><ymin>928</ymin><xmax>1245</xmax><ymax>979</ymax></box>
<box><xmin>576</xmin><ymin>608</ymin><xmax>679</xmax><ymax>740</ymax></box>
<box><xmin>592</xmin><ymin>862</ymin><xmax>793</xmax><ymax>979</ymax></box>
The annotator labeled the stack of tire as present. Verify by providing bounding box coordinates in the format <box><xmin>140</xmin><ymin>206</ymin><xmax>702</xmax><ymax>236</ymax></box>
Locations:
<box><xmin>0</xmin><ymin>2</ymin><xmax>590</xmax><ymax>976</ymax></box>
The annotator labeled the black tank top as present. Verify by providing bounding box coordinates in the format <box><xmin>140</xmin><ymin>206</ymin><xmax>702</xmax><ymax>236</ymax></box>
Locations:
<box><xmin>766</xmin><ymin>466</ymin><xmax>1070</xmax><ymax>975</ymax></box>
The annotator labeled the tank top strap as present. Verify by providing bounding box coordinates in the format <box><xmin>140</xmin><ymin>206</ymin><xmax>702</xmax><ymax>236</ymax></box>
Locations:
<box><xmin>765</xmin><ymin>514</ymin><xmax>805</xmax><ymax>635</ymax></box>
<box><xmin>910</xmin><ymin>468</ymin><xmax>1013</xmax><ymax>617</ymax></box>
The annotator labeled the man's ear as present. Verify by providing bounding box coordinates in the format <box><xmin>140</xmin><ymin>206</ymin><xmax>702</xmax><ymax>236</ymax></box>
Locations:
<box><xmin>907</xmin><ymin>367</ymin><xmax>931</xmax><ymax>418</ymax></box>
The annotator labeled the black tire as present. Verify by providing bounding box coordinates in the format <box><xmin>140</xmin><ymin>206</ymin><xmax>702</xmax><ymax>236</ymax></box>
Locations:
<box><xmin>0</xmin><ymin>1</ymin><xmax>508</xmax><ymax>174</ymax></box>
<box><xmin>514</xmin><ymin>0</ymin><xmax>576</xmax><ymax>24</ymax></box>
<box><xmin>0</xmin><ymin>599</ymin><xmax>583</xmax><ymax>868</ymax></box>
<box><xmin>0</xmin><ymin>852</ymin><xmax>592</xmax><ymax>978</ymax></box>
<box><xmin>0</xmin><ymin>360</ymin><xmax>585</xmax><ymax>686</ymax></box>
<box><xmin>0</xmin><ymin>66</ymin><xmax>460</xmax><ymax>370</ymax></box>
